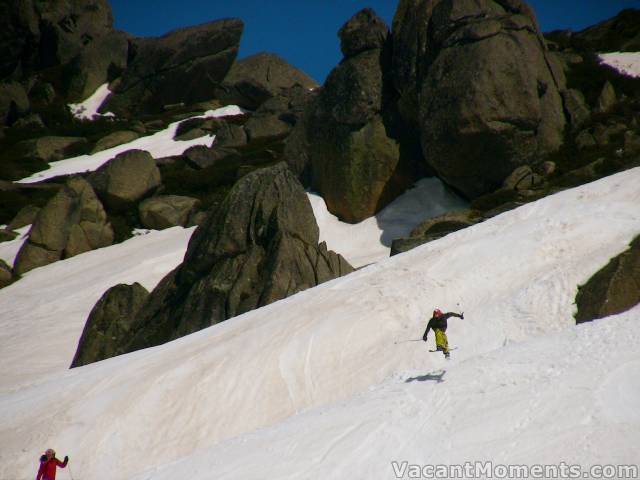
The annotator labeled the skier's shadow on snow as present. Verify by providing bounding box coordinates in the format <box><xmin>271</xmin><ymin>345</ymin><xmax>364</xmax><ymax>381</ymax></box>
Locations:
<box><xmin>405</xmin><ymin>370</ymin><xmax>446</xmax><ymax>383</ymax></box>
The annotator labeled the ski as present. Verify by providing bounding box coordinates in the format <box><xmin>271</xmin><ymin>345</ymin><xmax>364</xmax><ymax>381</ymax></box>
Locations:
<box><xmin>429</xmin><ymin>347</ymin><xmax>458</xmax><ymax>352</ymax></box>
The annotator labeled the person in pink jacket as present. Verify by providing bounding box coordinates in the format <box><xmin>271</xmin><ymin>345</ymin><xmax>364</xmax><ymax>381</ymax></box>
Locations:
<box><xmin>36</xmin><ymin>448</ymin><xmax>68</xmax><ymax>480</ymax></box>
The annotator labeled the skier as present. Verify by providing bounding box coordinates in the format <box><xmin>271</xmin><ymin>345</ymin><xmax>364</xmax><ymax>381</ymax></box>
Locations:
<box><xmin>422</xmin><ymin>308</ymin><xmax>464</xmax><ymax>358</ymax></box>
<box><xmin>36</xmin><ymin>448</ymin><xmax>68</xmax><ymax>480</ymax></box>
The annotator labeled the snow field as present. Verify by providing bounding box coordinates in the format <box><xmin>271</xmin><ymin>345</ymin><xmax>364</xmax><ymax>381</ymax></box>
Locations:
<box><xmin>0</xmin><ymin>225</ymin><xmax>30</xmax><ymax>267</ymax></box>
<box><xmin>68</xmin><ymin>83</ymin><xmax>115</xmax><ymax>120</ymax></box>
<box><xmin>131</xmin><ymin>309</ymin><xmax>640</xmax><ymax>480</ymax></box>
<box><xmin>308</xmin><ymin>177</ymin><xmax>467</xmax><ymax>268</ymax></box>
<box><xmin>0</xmin><ymin>167</ymin><xmax>639</xmax><ymax>479</ymax></box>
<box><xmin>599</xmin><ymin>52</ymin><xmax>640</xmax><ymax>78</ymax></box>
<box><xmin>0</xmin><ymin>227</ymin><xmax>195</xmax><ymax>392</ymax></box>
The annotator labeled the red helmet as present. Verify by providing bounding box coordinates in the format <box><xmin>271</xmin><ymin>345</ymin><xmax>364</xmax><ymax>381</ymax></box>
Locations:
<box><xmin>433</xmin><ymin>309</ymin><xmax>443</xmax><ymax>317</ymax></box>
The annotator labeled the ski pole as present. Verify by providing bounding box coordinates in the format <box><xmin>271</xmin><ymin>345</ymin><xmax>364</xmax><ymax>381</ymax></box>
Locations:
<box><xmin>68</xmin><ymin>463</ymin><xmax>75</xmax><ymax>480</ymax></box>
<box><xmin>394</xmin><ymin>339</ymin><xmax>422</xmax><ymax>344</ymax></box>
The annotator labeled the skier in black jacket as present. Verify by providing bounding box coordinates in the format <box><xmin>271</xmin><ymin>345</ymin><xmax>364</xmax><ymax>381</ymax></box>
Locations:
<box><xmin>422</xmin><ymin>308</ymin><xmax>464</xmax><ymax>358</ymax></box>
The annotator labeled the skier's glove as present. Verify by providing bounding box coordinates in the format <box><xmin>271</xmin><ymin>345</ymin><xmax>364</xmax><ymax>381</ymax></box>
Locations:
<box><xmin>460</xmin><ymin>312</ymin><xmax>464</xmax><ymax>319</ymax></box>
<box><xmin>64</xmin><ymin>456</ymin><xmax>68</xmax><ymax>463</ymax></box>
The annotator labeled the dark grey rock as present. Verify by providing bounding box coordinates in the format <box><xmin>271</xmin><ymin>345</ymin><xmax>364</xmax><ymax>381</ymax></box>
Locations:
<box><xmin>575</xmin><ymin>130</ymin><xmax>597</xmax><ymax>150</ymax></box>
<box><xmin>392</xmin><ymin>210</ymin><xmax>481</xmax><ymax>255</ymax></box>
<box><xmin>104</xmin><ymin>19</ymin><xmax>243</xmax><ymax>116</ymax></box>
<box><xmin>624</xmin><ymin>131</ymin><xmax>640</xmax><ymax>155</ymax></box>
<box><xmin>89</xmin><ymin>150</ymin><xmax>162</xmax><ymax>210</ymax></box>
<box><xmin>214</xmin><ymin>122</ymin><xmax>247</xmax><ymax>148</ymax></box>
<box><xmin>91</xmin><ymin>131</ymin><xmax>140</xmax><ymax>153</ymax></box>
<box><xmin>0</xmin><ymin>82</ymin><xmax>30</xmax><ymax>126</ymax></box>
<box><xmin>244</xmin><ymin>114</ymin><xmax>291</xmax><ymax>143</ymax></box>
<box><xmin>593</xmin><ymin>123</ymin><xmax>626</xmax><ymax>147</ymax></box>
<box><xmin>173</xmin><ymin>117</ymin><xmax>221</xmax><ymax>141</ymax></box>
<box><xmin>8</xmin><ymin>205</ymin><xmax>40</xmax><ymax>230</ymax></box>
<box><xmin>338</xmin><ymin>8</ymin><xmax>389</xmax><ymax>58</ymax></box>
<box><xmin>502</xmin><ymin>165</ymin><xmax>545</xmax><ymax>191</ymax></box>
<box><xmin>0</xmin><ymin>0</ymin><xmax>127</xmax><ymax>101</ymax></box>
<box><xmin>595</xmin><ymin>81</ymin><xmax>616</xmax><ymax>113</ymax></box>
<box><xmin>139</xmin><ymin>195</ymin><xmax>200</xmax><ymax>230</ymax></box>
<box><xmin>14</xmin><ymin>177</ymin><xmax>113</xmax><ymax>275</ymax></box>
<box><xmin>301</xmin><ymin>9</ymin><xmax>419</xmax><ymax>223</ymax></box>
<box><xmin>182</xmin><ymin>144</ymin><xmax>238</xmax><ymax>169</ymax></box>
<box><xmin>15</xmin><ymin>136</ymin><xmax>87</xmax><ymax>162</ymax></box>
<box><xmin>28</xmin><ymin>82</ymin><xmax>56</xmax><ymax>107</ymax></box>
<box><xmin>11</xmin><ymin>113</ymin><xmax>45</xmax><ymax>131</ymax></box>
<box><xmin>393</xmin><ymin>0</ymin><xmax>566</xmax><ymax>198</ymax></box>
<box><xmin>0</xmin><ymin>260</ymin><xmax>13</xmax><ymax>289</ymax></box>
<box><xmin>70</xmin><ymin>283</ymin><xmax>150</xmax><ymax>367</ymax></box>
<box><xmin>569</xmin><ymin>9</ymin><xmax>640</xmax><ymax>53</ymax></box>
<box><xmin>215</xmin><ymin>53</ymin><xmax>318</xmax><ymax>110</ymax></box>
<box><xmin>121</xmin><ymin>163</ymin><xmax>354</xmax><ymax>354</ymax></box>
<box><xmin>575</xmin><ymin>235</ymin><xmax>640</xmax><ymax>324</ymax></box>
<box><xmin>562</xmin><ymin>89</ymin><xmax>591</xmax><ymax>130</ymax></box>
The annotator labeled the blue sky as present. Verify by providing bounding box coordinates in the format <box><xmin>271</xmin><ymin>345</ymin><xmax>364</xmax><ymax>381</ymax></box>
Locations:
<box><xmin>110</xmin><ymin>0</ymin><xmax>640</xmax><ymax>83</ymax></box>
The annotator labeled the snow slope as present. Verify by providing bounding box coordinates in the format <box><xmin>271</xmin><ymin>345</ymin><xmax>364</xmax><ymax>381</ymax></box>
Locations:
<box><xmin>133</xmin><ymin>309</ymin><xmax>640</xmax><ymax>480</ymax></box>
<box><xmin>0</xmin><ymin>227</ymin><xmax>195</xmax><ymax>392</ymax></box>
<box><xmin>599</xmin><ymin>52</ymin><xmax>640</xmax><ymax>78</ymax></box>
<box><xmin>309</xmin><ymin>178</ymin><xmax>467</xmax><ymax>267</ymax></box>
<box><xmin>17</xmin><ymin>105</ymin><xmax>245</xmax><ymax>184</ymax></box>
<box><xmin>1</xmin><ymin>168</ymin><xmax>639</xmax><ymax>479</ymax></box>
<box><xmin>0</xmin><ymin>225</ymin><xmax>30</xmax><ymax>266</ymax></box>
<box><xmin>68</xmin><ymin>83</ymin><xmax>115</xmax><ymax>120</ymax></box>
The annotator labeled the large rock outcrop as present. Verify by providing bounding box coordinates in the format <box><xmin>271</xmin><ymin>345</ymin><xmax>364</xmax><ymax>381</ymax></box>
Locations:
<box><xmin>215</xmin><ymin>53</ymin><xmax>318</xmax><ymax>110</ymax></box>
<box><xmin>0</xmin><ymin>260</ymin><xmax>13</xmax><ymax>289</ymax></box>
<box><xmin>392</xmin><ymin>0</ymin><xmax>566</xmax><ymax>198</ymax></box>
<box><xmin>118</xmin><ymin>163</ymin><xmax>353</xmax><ymax>355</ymax></box>
<box><xmin>0</xmin><ymin>0</ymin><xmax>128</xmax><ymax>101</ymax></box>
<box><xmin>138</xmin><ymin>195</ymin><xmax>200</xmax><ymax>230</ymax></box>
<box><xmin>303</xmin><ymin>9</ymin><xmax>414</xmax><ymax>223</ymax></box>
<box><xmin>103</xmin><ymin>19</ymin><xmax>243</xmax><ymax>116</ymax></box>
<box><xmin>570</xmin><ymin>8</ymin><xmax>640</xmax><ymax>53</ymax></box>
<box><xmin>575</xmin><ymin>236</ymin><xmax>640</xmax><ymax>324</ymax></box>
<box><xmin>14</xmin><ymin>177</ymin><xmax>114</xmax><ymax>275</ymax></box>
<box><xmin>89</xmin><ymin>149</ymin><xmax>162</xmax><ymax>210</ymax></box>
<box><xmin>0</xmin><ymin>82</ymin><xmax>30</xmax><ymax>126</ymax></box>
<box><xmin>71</xmin><ymin>283</ymin><xmax>150</xmax><ymax>367</ymax></box>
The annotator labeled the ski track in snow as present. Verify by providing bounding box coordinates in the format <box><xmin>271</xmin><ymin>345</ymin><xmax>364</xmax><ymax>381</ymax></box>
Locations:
<box><xmin>0</xmin><ymin>168</ymin><xmax>639</xmax><ymax>479</ymax></box>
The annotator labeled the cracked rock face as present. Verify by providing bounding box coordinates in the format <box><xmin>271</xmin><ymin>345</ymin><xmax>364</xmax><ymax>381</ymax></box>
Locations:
<box><xmin>71</xmin><ymin>282</ymin><xmax>150</xmax><ymax>368</ymax></box>
<box><xmin>118</xmin><ymin>163</ymin><xmax>353</xmax><ymax>355</ymax></box>
<box><xmin>301</xmin><ymin>9</ymin><xmax>416</xmax><ymax>224</ymax></box>
<box><xmin>0</xmin><ymin>0</ymin><xmax>128</xmax><ymax>101</ymax></box>
<box><xmin>103</xmin><ymin>19</ymin><xmax>243</xmax><ymax>116</ymax></box>
<box><xmin>575</xmin><ymin>235</ymin><xmax>640</xmax><ymax>324</ymax></box>
<box><xmin>14</xmin><ymin>177</ymin><xmax>114</xmax><ymax>275</ymax></box>
<box><xmin>392</xmin><ymin>0</ymin><xmax>566</xmax><ymax>198</ymax></box>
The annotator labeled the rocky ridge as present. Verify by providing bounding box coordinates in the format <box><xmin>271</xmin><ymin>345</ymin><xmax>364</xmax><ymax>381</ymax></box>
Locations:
<box><xmin>0</xmin><ymin>1</ymin><xmax>639</xmax><ymax>360</ymax></box>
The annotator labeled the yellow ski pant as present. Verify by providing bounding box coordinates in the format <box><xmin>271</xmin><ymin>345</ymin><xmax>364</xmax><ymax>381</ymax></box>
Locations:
<box><xmin>434</xmin><ymin>328</ymin><xmax>449</xmax><ymax>354</ymax></box>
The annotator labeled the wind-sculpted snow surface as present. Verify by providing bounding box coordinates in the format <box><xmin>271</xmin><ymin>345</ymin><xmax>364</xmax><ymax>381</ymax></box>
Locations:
<box><xmin>1</xmin><ymin>168</ymin><xmax>639</xmax><ymax>479</ymax></box>
<box><xmin>131</xmin><ymin>309</ymin><xmax>640</xmax><ymax>480</ymax></box>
